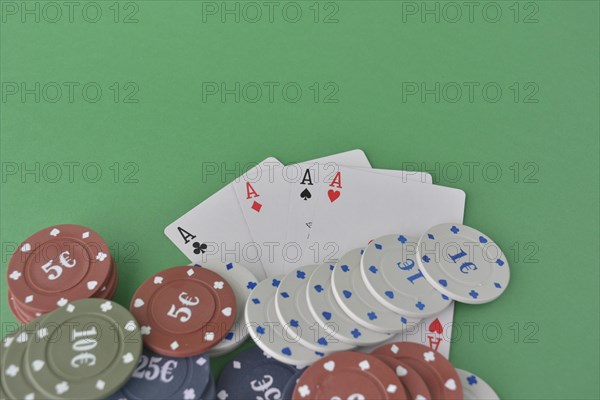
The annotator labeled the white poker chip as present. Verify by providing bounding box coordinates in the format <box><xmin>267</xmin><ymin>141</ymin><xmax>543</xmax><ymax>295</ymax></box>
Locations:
<box><xmin>360</xmin><ymin>234</ymin><xmax>452</xmax><ymax>318</ymax></box>
<box><xmin>245</xmin><ymin>276</ymin><xmax>327</xmax><ymax>366</ymax></box>
<box><xmin>192</xmin><ymin>261</ymin><xmax>257</xmax><ymax>356</ymax></box>
<box><xmin>275</xmin><ymin>265</ymin><xmax>355</xmax><ymax>352</ymax></box>
<box><xmin>306</xmin><ymin>263</ymin><xmax>391</xmax><ymax>346</ymax></box>
<box><xmin>457</xmin><ymin>368</ymin><xmax>500</xmax><ymax>400</ymax></box>
<box><xmin>417</xmin><ymin>223</ymin><xmax>510</xmax><ymax>304</ymax></box>
<box><xmin>331</xmin><ymin>248</ymin><xmax>421</xmax><ymax>333</ymax></box>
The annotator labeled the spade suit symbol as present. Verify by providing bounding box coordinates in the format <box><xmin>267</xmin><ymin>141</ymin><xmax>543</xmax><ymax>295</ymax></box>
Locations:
<box><xmin>300</xmin><ymin>188</ymin><xmax>312</xmax><ymax>201</ymax></box>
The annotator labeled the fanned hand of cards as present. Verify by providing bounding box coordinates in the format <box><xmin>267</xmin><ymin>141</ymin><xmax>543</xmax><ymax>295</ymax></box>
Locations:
<box><xmin>165</xmin><ymin>149</ymin><xmax>465</xmax><ymax>278</ymax></box>
<box><xmin>165</xmin><ymin>149</ymin><xmax>471</xmax><ymax>356</ymax></box>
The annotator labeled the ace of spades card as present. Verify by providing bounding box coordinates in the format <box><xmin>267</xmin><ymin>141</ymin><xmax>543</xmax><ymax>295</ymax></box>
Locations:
<box><xmin>231</xmin><ymin>150</ymin><xmax>372</xmax><ymax>277</ymax></box>
<box><xmin>286</xmin><ymin>165</ymin><xmax>464</xmax><ymax>270</ymax></box>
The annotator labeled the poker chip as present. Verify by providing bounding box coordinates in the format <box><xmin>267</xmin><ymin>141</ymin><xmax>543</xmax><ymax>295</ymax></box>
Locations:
<box><xmin>281</xmin><ymin>369</ymin><xmax>304</xmax><ymax>400</ymax></box>
<box><xmin>276</xmin><ymin>265</ymin><xmax>355</xmax><ymax>352</ymax></box>
<box><xmin>95</xmin><ymin>259</ymin><xmax>118</xmax><ymax>299</ymax></box>
<box><xmin>331</xmin><ymin>248</ymin><xmax>420</xmax><ymax>333</ymax></box>
<box><xmin>1</xmin><ymin>151</ymin><xmax>515</xmax><ymax>400</ymax></box>
<box><xmin>200</xmin><ymin>376</ymin><xmax>216</xmax><ymax>400</ymax></box>
<box><xmin>456</xmin><ymin>368</ymin><xmax>499</xmax><ymax>400</ymax></box>
<box><xmin>6</xmin><ymin>224</ymin><xmax>117</xmax><ymax>322</ymax></box>
<box><xmin>25</xmin><ymin>298</ymin><xmax>142</xmax><ymax>400</ymax></box>
<box><xmin>1</xmin><ymin>321</ymin><xmax>46</xmax><ymax>400</ymax></box>
<box><xmin>374</xmin><ymin>355</ymin><xmax>432</xmax><ymax>400</ymax></box>
<box><xmin>7</xmin><ymin>291</ymin><xmax>34</xmax><ymax>324</ymax></box>
<box><xmin>8</xmin><ymin>259</ymin><xmax>119</xmax><ymax>325</ymax></box>
<box><xmin>216</xmin><ymin>346</ymin><xmax>303</xmax><ymax>400</ymax></box>
<box><xmin>361</xmin><ymin>234</ymin><xmax>453</xmax><ymax>318</ymax></box>
<box><xmin>372</xmin><ymin>342</ymin><xmax>462</xmax><ymax>400</ymax></box>
<box><xmin>306</xmin><ymin>262</ymin><xmax>391</xmax><ymax>346</ymax></box>
<box><xmin>108</xmin><ymin>349</ymin><xmax>211</xmax><ymax>400</ymax></box>
<box><xmin>417</xmin><ymin>223</ymin><xmax>510</xmax><ymax>304</ymax></box>
<box><xmin>292</xmin><ymin>351</ymin><xmax>406</xmax><ymax>400</ymax></box>
<box><xmin>245</xmin><ymin>277</ymin><xmax>327</xmax><ymax>366</ymax></box>
<box><xmin>192</xmin><ymin>261</ymin><xmax>258</xmax><ymax>356</ymax></box>
<box><xmin>130</xmin><ymin>266</ymin><xmax>236</xmax><ymax>357</ymax></box>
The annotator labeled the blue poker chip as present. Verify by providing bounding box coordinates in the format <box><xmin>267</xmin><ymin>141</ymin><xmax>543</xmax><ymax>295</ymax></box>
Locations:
<box><xmin>200</xmin><ymin>376</ymin><xmax>216</xmax><ymax>400</ymax></box>
<box><xmin>216</xmin><ymin>346</ymin><xmax>304</xmax><ymax>400</ymax></box>
<box><xmin>281</xmin><ymin>369</ymin><xmax>304</xmax><ymax>400</ymax></box>
<box><xmin>108</xmin><ymin>348</ymin><xmax>211</xmax><ymax>400</ymax></box>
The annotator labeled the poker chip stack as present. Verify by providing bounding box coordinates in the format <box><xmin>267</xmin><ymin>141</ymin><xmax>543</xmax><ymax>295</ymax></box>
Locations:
<box><xmin>0</xmin><ymin>299</ymin><xmax>142</xmax><ymax>400</ymax></box>
<box><xmin>6</xmin><ymin>224</ymin><xmax>118</xmax><ymax>323</ymax></box>
<box><xmin>1</xmin><ymin>222</ymin><xmax>509</xmax><ymax>399</ymax></box>
<box><xmin>215</xmin><ymin>343</ymin><xmax>499</xmax><ymax>400</ymax></box>
<box><xmin>244</xmin><ymin>223</ymin><xmax>510</xmax><ymax>367</ymax></box>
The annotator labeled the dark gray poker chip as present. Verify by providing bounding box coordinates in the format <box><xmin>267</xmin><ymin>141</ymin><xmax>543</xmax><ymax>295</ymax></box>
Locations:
<box><xmin>216</xmin><ymin>346</ymin><xmax>304</xmax><ymax>400</ymax></box>
<box><xmin>199</xmin><ymin>376</ymin><xmax>216</xmax><ymax>400</ymax></box>
<box><xmin>281</xmin><ymin>369</ymin><xmax>304</xmax><ymax>400</ymax></box>
<box><xmin>108</xmin><ymin>348</ymin><xmax>210</xmax><ymax>400</ymax></box>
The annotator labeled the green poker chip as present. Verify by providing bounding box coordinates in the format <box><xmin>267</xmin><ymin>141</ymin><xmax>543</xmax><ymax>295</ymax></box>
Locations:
<box><xmin>1</xmin><ymin>320</ymin><xmax>46</xmax><ymax>400</ymax></box>
<box><xmin>25</xmin><ymin>298</ymin><xmax>142</xmax><ymax>400</ymax></box>
<box><xmin>0</xmin><ymin>380</ymin><xmax>7</xmax><ymax>400</ymax></box>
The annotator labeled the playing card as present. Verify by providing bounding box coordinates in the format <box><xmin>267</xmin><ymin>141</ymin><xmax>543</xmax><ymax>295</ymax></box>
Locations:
<box><xmin>294</xmin><ymin>166</ymin><xmax>466</xmax><ymax>267</ymax></box>
<box><xmin>164</xmin><ymin>157</ymin><xmax>281</xmax><ymax>281</ymax></box>
<box><xmin>231</xmin><ymin>150</ymin><xmax>371</xmax><ymax>277</ymax></box>
<box><xmin>284</xmin><ymin>167</ymin><xmax>433</xmax><ymax>273</ymax></box>
<box><xmin>358</xmin><ymin>303</ymin><xmax>455</xmax><ymax>358</ymax></box>
<box><xmin>413</xmin><ymin>303</ymin><xmax>455</xmax><ymax>358</ymax></box>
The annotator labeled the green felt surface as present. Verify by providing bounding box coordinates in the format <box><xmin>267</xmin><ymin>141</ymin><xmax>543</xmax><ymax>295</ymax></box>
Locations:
<box><xmin>1</xmin><ymin>1</ymin><xmax>598</xmax><ymax>398</ymax></box>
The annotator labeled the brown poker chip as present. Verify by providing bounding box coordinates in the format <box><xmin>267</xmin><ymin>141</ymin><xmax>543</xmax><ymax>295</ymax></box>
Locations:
<box><xmin>95</xmin><ymin>259</ymin><xmax>118</xmax><ymax>299</ymax></box>
<box><xmin>292</xmin><ymin>351</ymin><xmax>407</xmax><ymax>400</ymax></box>
<box><xmin>7</xmin><ymin>251</ymin><xmax>118</xmax><ymax>323</ymax></box>
<box><xmin>7</xmin><ymin>291</ymin><xmax>32</xmax><ymax>324</ymax></box>
<box><xmin>7</xmin><ymin>224</ymin><xmax>113</xmax><ymax>314</ymax></box>
<box><xmin>372</xmin><ymin>342</ymin><xmax>462</xmax><ymax>400</ymax></box>
<box><xmin>374</xmin><ymin>355</ymin><xmax>432</xmax><ymax>400</ymax></box>
<box><xmin>130</xmin><ymin>265</ymin><xmax>237</xmax><ymax>357</ymax></box>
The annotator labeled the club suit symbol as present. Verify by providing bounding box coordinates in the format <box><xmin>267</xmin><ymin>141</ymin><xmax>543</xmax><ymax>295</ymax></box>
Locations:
<box><xmin>192</xmin><ymin>242</ymin><xmax>207</xmax><ymax>254</ymax></box>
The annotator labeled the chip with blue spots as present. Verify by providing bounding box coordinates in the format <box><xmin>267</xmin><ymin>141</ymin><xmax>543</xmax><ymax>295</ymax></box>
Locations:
<box><xmin>417</xmin><ymin>223</ymin><xmax>510</xmax><ymax>305</ymax></box>
<box><xmin>275</xmin><ymin>265</ymin><xmax>355</xmax><ymax>352</ymax></box>
<box><xmin>456</xmin><ymin>368</ymin><xmax>499</xmax><ymax>400</ymax></box>
<box><xmin>245</xmin><ymin>276</ymin><xmax>328</xmax><ymax>366</ymax></box>
<box><xmin>331</xmin><ymin>248</ymin><xmax>420</xmax><ymax>333</ymax></box>
<box><xmin>306</xmin><ymin>263</ymin><xmax>391</xmax><ymax>346</ymax></box>
<box><xmin>360</xmin><ymin>234</ymin><xmax>452</xmax><ymax>318</ymax></box>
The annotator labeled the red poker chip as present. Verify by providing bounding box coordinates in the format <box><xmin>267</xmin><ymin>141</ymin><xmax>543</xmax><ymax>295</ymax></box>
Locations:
<box><xmin>8</xmin><ymin>258</ymin><xmax>118</xmax><ymax>324</ymax></box>
<box><xmin>93</xmin><ymin>259</ymin><xmax>118</xmax><ymax>299</ymax></box>
<box><xmin>7</xmin><ymin>224</ymin><xmax>113</xmax><ymax>313</ymax></box>
<box><xmin>372</xmin><ymin>342</ymin><xmax>463</xmax><ymax>400</ymax></box>
<box><xmin>130</xmin><ymin>265</ymin><xmax>237</xmax><ymax>357</ymax></box>
<box><xmin>292</xmin><ymin>352</ymin><xmax>407</xmax><ymax>400</ymax></box>
<box><xmin>9</xmin><ymin>264</ymin><xmax>116</xmax><ymax>323</ymax></box>
<box><xmin>374</xmin><ymin>355</ymin><xmax>432</xmax><ymax>400</ymax></box>
<box><xmin>104</xmin><ymin>265</ymin><xmax>118</xmax><ymax>298</ymax></box>
<box><xmin>7</xmin><ymin>291</ymin><xmax>32</xmax><ymax>324</ymax></box>
<box><xmin>91</xmin><ymin>259</ymin><xmax>117</xmax><ymax>297</ymax></box>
